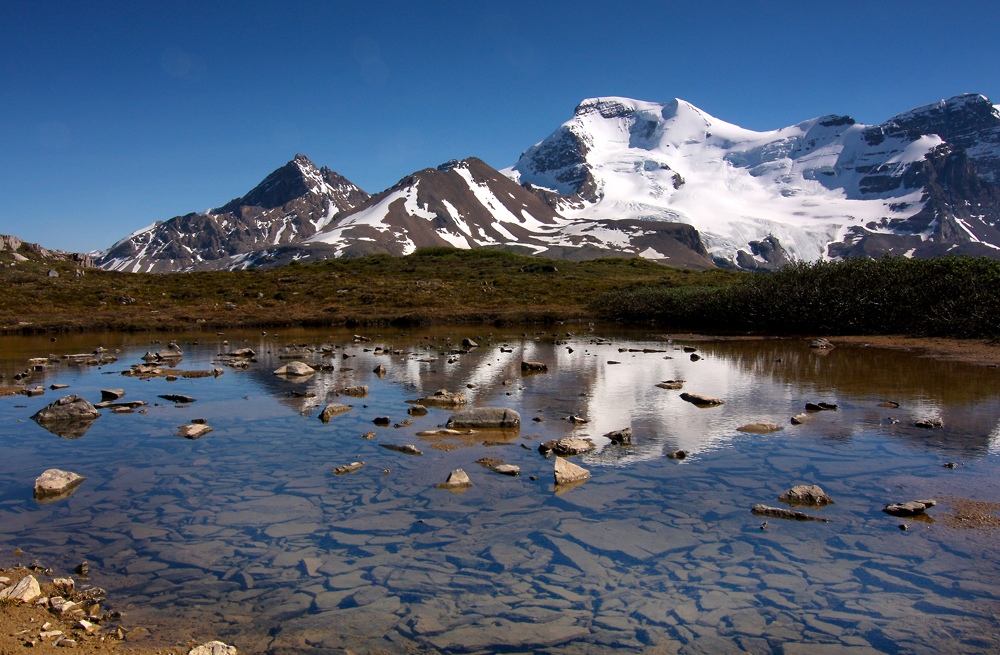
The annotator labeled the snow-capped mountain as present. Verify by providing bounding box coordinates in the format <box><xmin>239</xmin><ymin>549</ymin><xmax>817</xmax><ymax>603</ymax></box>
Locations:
<box><xmin>506</xmin><ymin>94</ymin><xmax>1000</xmax><ymax>268</ymax></box>
<box><xmin>96</xmin><ymin>155</ymin><xmax>370</xmax><ymax>272</ymax></box>
<box><xmin>95</xmin><ymin>94</ymin><xmax>1000</xmax><ymax>273</ymax></box>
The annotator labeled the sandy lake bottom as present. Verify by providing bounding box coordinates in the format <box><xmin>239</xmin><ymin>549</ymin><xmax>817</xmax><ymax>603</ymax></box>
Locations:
<box><xmin>1</xmin><ymin>326</ymin><xmax>999</xmax><ymax>654</ymax></box>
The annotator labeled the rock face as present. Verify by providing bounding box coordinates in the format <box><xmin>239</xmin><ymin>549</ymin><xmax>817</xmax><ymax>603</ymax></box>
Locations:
<box><xmin>274</xmin><ymin>361</ymin><xmax>315</xmax><ymax>377</ymax></box>
<box><xmin>417</xmin><ymin>390</ymin><xmax>468</xmax><ymax>407</ymax></box>
<box><xmin>539</xmin><ymin>437</ymin><xmax>595</xmax><ymax>457</ymax></box>
<box><xmin>446</xmin><ymin>408</ymin><xmax>521</xmax><ymax>429</ymax></box>
<box><xmin>751</xmin><ymin>504</ymin><xmax>830</xmax><ymax>522</ymax></box>
<box><xmin>34</xmin><ymin>469</ymin><xmax>86</xmax><ymax>501</ymax></box>
<box><xmin>554</xmin><ymin>457</ymin><xmax>590</xmax><ymax>485</ymax></box>
<box><xmin>737</xmin><ymin>421</ymin><xmax>783</xmax><ymax>434</ymax></box>
<box><xmin>884</xmin><ymin>499</ymin><xmax>937</xmax><ymax>516</ymax></box>
<box><xmin>778</xmin><ymin>485</ymin><xmax>834</xmax><ymax>506</ymax></box>
<box><xmin>436</xmin><ymin>469</ymin><xmax>473</xmax><ymax>489</ymax></box>
<box><xmin>0</xmin><ymin>575</ymin><xmax>41</xmax><ymax>602</ymax></box>
<box><xmin>319</xmin><ymin>404</ymin><xmax>352</xmax><ymax>422</ymax></box>
<box><xmin>680</xmin><ymin>393</ymin><xmax>724</xmax><ymax>406</ymax></box>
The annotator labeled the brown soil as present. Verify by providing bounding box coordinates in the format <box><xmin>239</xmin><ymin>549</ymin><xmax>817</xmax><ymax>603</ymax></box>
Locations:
<box><xmin>830</xmin><ymin>335</ymin><xmax>1000</xmax><ymax>367</ymax></box>
<box><xmin>0</xmin><ymin>568</ymin><xmax>209</xmax><ymax>654</ymax></box>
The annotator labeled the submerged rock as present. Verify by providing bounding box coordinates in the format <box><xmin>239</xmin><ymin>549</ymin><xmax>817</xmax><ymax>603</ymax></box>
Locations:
<box><xmin>603</xmin><ymin>427</ymin><xmax>632</xmax><ymax>444</ymax></box>
<box><xmin>318</xmin><ymin>404</ymin><xmax>352</xmax><ymax>423</ymax></box>
<box><xmin>778</xmin><ymin>485</ymin><xmax>834</xmax><ymax>506</ymax></box>
<box><xmin>539</xmin><ymin>437</ymin><xmax>595</xmax><ymax>457</ymax></box>
<box><xmin>737</xmin><ymin>421</ymin><xmax>783</xmax><ymax>434</ymax></box>
<box><xmin>656</xmin><ymin>380</ymin><xmax>684</xmax><ymax>390</ymax></box>
<box><xmin>446</xmin><ymin>407</ymin><xmax>521</xmax><ymax>429</ymax></box>
<box><xmin>554</xmin><ymin>457</ymin><xmax>590</xmax><ymax>485</ymax></box>
<box><xmin>379</xmin><ymin>444</ymin><xmax>423</xmax><ymax>456</ymax></box>
<box><xmin>884</xmin><ymin>499</ymin><xmax>937</xmax><ymax>516</ymax></box>
<box><xmin>751</xmin><ymin>504</ymin><xmax>830</xmax><ymax>522</ymax></box>
<box><xmin>436</xmin><ymin>469</ymin><xmax>473</xmax><ymax>489</ymax></box>
<box><xmin>34</xmin><ymin>469</ymin><xmax>86</xmax><ymax>501</ymax></box>
<box><xmin>680</xmin><ymin>393</ymin><xmax>724</xmax><ymax>406</ymax></box>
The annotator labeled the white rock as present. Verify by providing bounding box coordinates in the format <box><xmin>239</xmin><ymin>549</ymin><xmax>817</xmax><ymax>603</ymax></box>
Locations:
<box><xmin>436</xmin><ymin>469</ymin><xmax>473</xmax><ymax>489</ymax></box>
<box><xmin>0</xmin><ymin>575</ymin><xmax>41</xmax><ymax>602</ymax></box>
<box><xmin>34</xmin><ymin>470</ymin><xmax>86</xmax><ymax>498</ymax></box>
<box><xmin>554</xmin><ymin>457</ymin><xmax>590</xmax><ymax>485</ymax></box>
<box><xmin>188</xmin><ymin>640</ymin><xmax>238</xmax><ymax>655</ymax></box>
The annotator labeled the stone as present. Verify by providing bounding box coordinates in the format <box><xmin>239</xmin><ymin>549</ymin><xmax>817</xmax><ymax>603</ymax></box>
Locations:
<box><xmin>76</xmin><ymin>620</ymin><xmax>97</xmax><ymax>634</ymax></box>
<box><xmin>49</xmin><ymin>596</ymin><xmax>78</xmax><ymax>614</ymax></box>
<box><xmin>94</xmin><ymin>400</ymin><xmax>146</xmax><ymax>410</ymax></box>
<box><xmin>790</xmin><ymin>413</ymin><xmax>816</xmax><ymax>425</ymax></box>
<box><xmin>915</xmin><ymin>418</ymin><xmax>944</xmax><ymax>429</ymax></box>
<box><xmin>879</xmin><ymin>401</ymin><xmax>900</xmax><ymax>408</ymax></box>
<box><xmin>751</xmin><ymin>504</ymin><xmax>830</xmax><ymax>522</ymax></box>
<box><xmin>57</xmin><ymin>639</ymin><xmax>77</xmax><ymax>648</ymax></box>
<box><xmin>436</xmin><ymin>469</ymin><xmax>473</xmax><ymax>489</ymax></box>
<box><xmin>778</xmin><ymin>485</ymin><xmax>834</xmax><ymax>506</ymax></box>
<box><xmin>407</xmin><ymin>404</ymin><xmax>427</xmax><ymax>416</ymax></box>
<box><xmin>492</xmin><ymin>464</ymin><xmax>520</xmax><ymax>476</ymax></box>
<box><xmin>656</xmin><ymin>380</ymin><xmax>684</xmax><ymax>389</ymax></box>
<box><xmin>373</xmin><ymin>416</ymin><xmax>391</xmax><ymax>425</ymax></box>
<box><xmin>273</xmin><ymin>361</ymin><xmax>315</xmax><ymax>377</ymax></box>
<box><xmin>666</xmin><ymin>450</ymin><xmax>687</xmax><ymax>459</ymax></box>
<box><xmin>689</xmin><ymin>353</ymin><xmax>701</xmax><ymax>361</ymax></box>
<box><xmin>339</xmin><ymin>385</ymin><xmax>368</xmax><ymax>397</ymax></box>
<box><xmin>883</xmin><ymin>499</ymin><xmax>937</xmax><ymax>516</ymax></box>
<box><xmin>805</xmin><ymin>402</ymin><xmax>838</xmax><ymax>411</ymax></box>
<box><xmin>737</xmin><ymin>421</ymin><xmax>783</xmax><ymax>434</ymax></box>
<box><xmin>159</xmin><ymin>394</ymin><xmax>196</xmax><ymax>404</ymax></box>
<box><xmin>539</xmin><ymin>436</ymin><xmax>595</xmax><ymax>456</ymax></box>
<box><xmin>333</xmin><ymin>462</ymin><xmax>364</xmax><ymax>475</ymax></box>
<box><xmin>155</xmin><ymin>342</ymin><xmax>184</xmax><ymax>359</ymax></box>
<box><xmin>49</xmin><ymin>384</ymin><xmax>69</xmax><ymax>390</ymax></box>
<box><xmin>34</xmin><ymin>469</ymin><xmax>86</xmax><ymax>501</ymax></box>
<box><xmin>446</xmin><ymin>407</ymin><xmax>521</xmax><ymax>429</ymax></box>
<box><xmin>52</xmin><ymin>578</ymin><xmax>74</xmax><ymax>594</ymax></box>
<box><xmin>176</xmin><ymin>424</ymin><xmax>212</xmax><ymax>439</ymax></box>
<box><xmin>810</xmin><ymin>338</ymin><xmax>834</xmax><ymax>349</ymax></box>
<box><xmin>30</xmin><ymin>395</ymin><xmax>100</xmax><ymax>422</ymax></box>
<box><xmin>521</xmin><ymin>361</ymin><xmax>548</xmax><ymax>372</ymax></box>
<box><xmin>680</xmin><ymin>393</ymin><xmax>724</xmax><ymax>406</ymax></box>
<box><xmin>230</xmin><ymin>348</ymin><xmax>255</xmax><ymax>357</ymax></box>
<box><xmin>100</xmin><ymin>389</ymin><xmax>125</xmax><ymax>401</ymax></box>
<box><xmin>379</xmin><ymin>444</ymin><xmax>423</xmax><ymax>456</ymax></box>
<box><xmin>462</xmin><ymin>338</ymin><xmax>478</xmax><ymax>348</ymax></box>
<box><xmin>604</xmin><ymin>427</ymin><xmax>632</xmax><ymax>444</ymax></box>
<box><xmin>188</xmin><ymin>641</ymin><xmax>237</xmax><ymax>655</ymax></box>
<box><xmin>0</xmin><ymin>575</ymin><xmax>41</xmax><ymax>602</ymax></box>
<box><xmin>373</xmin><ymin>364</ymin><xmax>387</xmax><ymax>377</ymax></box>
<box><xmin>318</xmin><ymin>403</ymin><xmax>351</xmax><ymax>422</ymax></box>
<box><xmin>417</xmin><ymin>389</ymin><xmax>467</xmax><ymax>407</ymax></box>
<box><xmin>565</xmin><ymin>414</ymin><xmax>588</xmax><ymax>423</ymax></box>
<box><xmin>554</xmin><ymin>457</ymin><xmax>590</xmax><ymax>485</ymax></box>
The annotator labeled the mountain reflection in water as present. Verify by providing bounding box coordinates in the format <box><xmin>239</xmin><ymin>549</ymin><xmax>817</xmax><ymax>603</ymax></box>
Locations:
<box><xmin>0</xmin><ymin>327</ymin><xmax>998</xmax><ymax>654</ymax></box>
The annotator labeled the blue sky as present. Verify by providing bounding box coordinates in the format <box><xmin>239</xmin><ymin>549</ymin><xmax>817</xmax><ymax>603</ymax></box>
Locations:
<box><xmin>3</xmin><ymin>0</ymin><xmax>998</xmax><ymax>253</ymax></box>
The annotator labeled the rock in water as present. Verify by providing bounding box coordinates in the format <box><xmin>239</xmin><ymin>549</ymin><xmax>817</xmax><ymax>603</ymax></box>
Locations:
<box><xmin>915</xmin><ymin>418</ymin><xmax>944</xmax><ymax>429</ymax></box>
<box><xmin>34</xmin><ymin>469</ymin><xmax>86</xmax><ymax>501</ymax></box>
<box><xmin>446</xmin><ymin>408</ymin><xmax>521</xmax><ymax>429</ymax></box>
<box><xmin>100</xmin><ymin>389</ymin><xmax>125</xmax><ymax>401</ymax></box>
<box><xmin>462</xmin><ymin>338</ymin><xmax>478</xmax><ymax>348</ymax></box>
<box><xmin>656</xmin><ymin>380</ymin><xmax>684</xmax><ymax>390</ymax></box>
<box><xmin>810</xmin><ymin>338</ymin><xmax>834</xmax><ymax>349</ymax></box>
<box><xmin>492</xmin><ymin>464</ymin><xmax>520</xmax><ymax>476</ymax></box>
<box><xmin>778</xmin><ymin>485</ymin><xmax>834</xmax><ymax>506</ymax></box>
<box><xmin>188</xmin><ymin>641</ymin><xmax>237</xmax><ymax>655</ymax></box>
<box><xmin>273</xmin><ymin>361</ymin><xmax>315</xmax><ymax>377</ymax></box>
<box><xmin>0</xmin><ymin>575</ymin><xmax>41</xmax><ymax>602</ymax></box>
<box><xmin>680</xmin><ymin>393</ymin><xmax>724</xmax><ymax>406</ymax></box>
<box><xmin>790</xmin><ymin>413</ymin><xmax>816</xmax><ymax>425</ymax></box>
<box><xmin>332</xmin><ymin>462</ymin><xmax>364</xmax><ymax>475</ymax></box>
<box><xmin>373</xmin><ymin>364</ymin><xmax>387</xmax><ymax>377</ymax></box>
<box><xmin>318</xmin><ymin>404</ymin><xmax>352</xmax><ymax>422</ymax></box>
<box><xmin>407</xmin><ymin>404</ymin><xmax>427</xmax><ymax>416</ymax></box>
<box><xmin>539</xmin><ymin>437</ymin><xmax>596</xmax><ymax>457</ymax></box>
<box><xmin>176</xmin><ymin>424</ymin><xmax>212</xmax><ymax>439</ymax></box>
<box><xmin>604</xmin><ymin>427</ymin><xmax>632</xmax><ymax>444</ymax></box>
<box><xmin>737</xmin><ymin>421</ymin><xmax>783</xmax><ymax>434</ymax></box>
<box><xmin>805</xmin><ymin>402</ymin><xmax>838</xmax><ymax>411</ymax></box>
<box><xmin>339</xmin><ymin>385</ymin><xmax>368</xmax><ymax>397</ymax></box>
<box><xmin>416</xmin><ymin>389</ymin><xmax>467</xmax><ymax>407</ymax></box>
<box><xmin>379</xmin><ymin>444</ymin><xmax>423</xmax><ymax>456</ymax></box>
<box><xmin>159</xmin><ymin>394</ymin><xmax>196</xmax><ymax>404</ymax></box>
<box><xmin>883</xmin><ymin>499</ymin><xmax>937</xmax><ymax>516</ymax></box>
<box><xmin>666</xmin><ymin>450</ymin><xmax>687</xmax><ymax>459</ymax></box>
<box><xmin>554</xmin><ymin>457</ymin><xmax>590</xmax><ymax>485</ymax></box>
<box><xmin>436</xmin><ymin>469</ymin><xmax>473</xmax><ymax>489</ymax></box>
<box><xmin>31</xmin><ymin>395</ymin><xmax>100</xmax><ymax>422</ymax></box>
<box><xmin>155</xmin><ymin>342</ymin><xmax>184</xmax><ymax>359</ymax></box>
<box><xmin>751</xmin><ymin>504</ymin><xmax>830</xmax><ymax>522</ymax></box>
<box><xmin>520</xmin><ymin>361</ymin><xmax>548</xmax><ymax>372</ymax></box>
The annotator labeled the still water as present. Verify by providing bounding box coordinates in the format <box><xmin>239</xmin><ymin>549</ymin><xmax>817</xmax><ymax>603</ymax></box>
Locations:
<box><xmin>1</xmin><ymin>327</ymin><xmax>999</xmax><ymax>654</ymax></box>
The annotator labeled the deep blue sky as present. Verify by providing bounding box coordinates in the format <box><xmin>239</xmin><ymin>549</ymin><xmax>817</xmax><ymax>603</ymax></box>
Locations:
<box><xmin>3</xmin><ymin>0</ymin><xmax>998</xmax><ymax>252</ymax></box>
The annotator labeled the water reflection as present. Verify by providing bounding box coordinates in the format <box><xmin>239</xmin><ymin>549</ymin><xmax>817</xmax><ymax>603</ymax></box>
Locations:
<box><xmin>0</xmin><ymin>327</ymin><xmax>999</xmax><ymax>654</ymax></box>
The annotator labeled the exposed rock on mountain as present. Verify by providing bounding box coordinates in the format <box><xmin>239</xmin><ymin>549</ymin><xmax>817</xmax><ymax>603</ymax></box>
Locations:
<box><xmin>0</xmin><ymin>234</ymin><xmax>94</xmax><ymax>268</ymax></box>
<box><xmin>97</xmin><ymin>155</ymin><xmax>370</xmax><ymax>273</ymax></box>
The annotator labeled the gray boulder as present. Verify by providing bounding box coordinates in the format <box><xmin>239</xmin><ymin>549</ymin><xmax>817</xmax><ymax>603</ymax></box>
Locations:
<box><xmin>446</xmin><ymin>408</ymin><xmax>520</xmax><ymax>429</ymax></box>
<box><xmin>778</xmin><ymin>485</ymin><xmax>834</xmax><ymax>506</ymax></box>
<box><xmin>155</xmin><ymin>342</ymin><xmax>184</xmax><ymax>359</ymax></box>
<box><xmin>273</xmin><ymin>361</ymin><xmax>315</xmax><ymax>377</ymax></box>
<box><xmin>604</xmin><ymin>427</ymin><xmax>632</xmax><ymax>445</ymax></box>
<box><xmin>31</xmin><ymin>395</ymin><xmax>100</xmax><ymax>422</ymax></box>
<box><xmin>539</xmin><ymin>436</ymin><xmax>595</xmax><ymax>457</ymax></box>
<box><xmin>884</xmin><ymin>499</ymin><xmax>936</xmax><ymax>516</ymax></box>
<box><xmin>34</xmin><ymin>469</ymin><xmax>86</xmax><ymax>502</ymax></box>
<box><xmin>436</xmin><ymin>469</ymin><xmax>473</xmax><ymax>489</ymax></box>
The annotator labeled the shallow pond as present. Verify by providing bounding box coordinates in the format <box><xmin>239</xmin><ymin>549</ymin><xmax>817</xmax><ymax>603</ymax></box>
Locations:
<box><xmin>1</xmin><ymin>327</ymin><xmax>999</xmax><ymax>654</ymax></box>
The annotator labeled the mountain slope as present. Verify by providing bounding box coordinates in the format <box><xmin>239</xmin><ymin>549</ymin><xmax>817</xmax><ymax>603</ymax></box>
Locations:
<box><xmin>96</xmin><ymin>155</ymin><xmax>370</xmax><ymax>273</ymax></box>
<box><xmin>506</xmin><ymin>95</ymin><xmax>1000</xmax><ymax>268</ymax></box>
